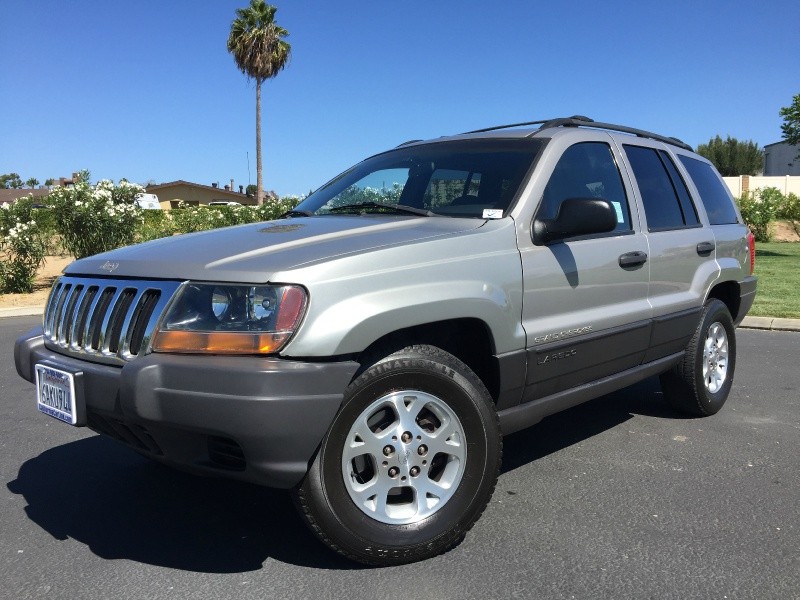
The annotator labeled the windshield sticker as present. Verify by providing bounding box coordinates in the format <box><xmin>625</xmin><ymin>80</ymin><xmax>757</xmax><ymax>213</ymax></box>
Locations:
<box><xmin>483</xmin><ymin>209</ymin><xmax>503</xmax><ymax>219</ymax></box>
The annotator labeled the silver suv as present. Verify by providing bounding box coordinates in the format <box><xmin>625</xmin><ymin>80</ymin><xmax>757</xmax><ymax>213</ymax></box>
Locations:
<box><xmin>15</xmin><ymin>116</ymin><xmax>757</xmax><ymax>565</ymax></box>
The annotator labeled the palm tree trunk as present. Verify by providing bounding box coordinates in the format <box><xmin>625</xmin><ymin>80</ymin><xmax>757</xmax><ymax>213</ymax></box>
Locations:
<box><xmin>256</xmin><ymin>79</ymin><xmax>263</xmax><ymax>205</ymax></box>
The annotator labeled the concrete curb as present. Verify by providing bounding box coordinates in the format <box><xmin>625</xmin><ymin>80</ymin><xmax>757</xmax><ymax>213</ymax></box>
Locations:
<box><xmin>1</xmin><ymin>305</ymin><xmax>798</xmax><ymax>331</ymax></box>
<box><xmin>0</xmin><ymin>306</ymin><xmax>45</xmax><ymax>318</ymax></box>
<box><xmin>739</xmin><ymin>315</ymin><xmax>800</xmax><ymax>332</ymax></box>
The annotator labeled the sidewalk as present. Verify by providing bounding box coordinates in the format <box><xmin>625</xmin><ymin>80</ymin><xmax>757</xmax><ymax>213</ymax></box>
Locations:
<box><xmin>1</xmin><ymin>305</ymin><xmax>798</xmax><ymax>331</ymax></box>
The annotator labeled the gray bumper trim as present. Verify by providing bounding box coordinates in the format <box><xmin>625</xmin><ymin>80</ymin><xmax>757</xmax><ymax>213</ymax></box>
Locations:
<box><xmin>16</xmin><ymin>327</ymin><xmax>360</xmax><ymax>488</ymax></box>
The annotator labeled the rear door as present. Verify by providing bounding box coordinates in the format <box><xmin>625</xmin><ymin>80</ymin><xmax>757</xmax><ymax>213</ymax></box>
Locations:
<box><xmin>516</xmin><ymin>132</ymin><xmax>652</xmax><ymax>402</ymax></box>
<box><xmin>616</xmin><ymin>141</ymin><xmax>718</xmax><ymax>361</ymax></box>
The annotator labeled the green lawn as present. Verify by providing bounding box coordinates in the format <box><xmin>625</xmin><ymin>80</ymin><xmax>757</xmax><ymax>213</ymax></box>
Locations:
<box><xmin>750</xmin><ymin>242</ymin><xmax>800</xmax><ymax>318</ymax></box>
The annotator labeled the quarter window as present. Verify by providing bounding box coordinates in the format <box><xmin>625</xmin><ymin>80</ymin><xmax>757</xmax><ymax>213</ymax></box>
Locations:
<box><xmin>678</xmin><ymin>155</ymin><xmax>740</xmax><ymax>225</ymax></box>
<box><xmin>539</xmin><ymin>142</ymin><xmax>631</xmax><ymax>233</ymax></box>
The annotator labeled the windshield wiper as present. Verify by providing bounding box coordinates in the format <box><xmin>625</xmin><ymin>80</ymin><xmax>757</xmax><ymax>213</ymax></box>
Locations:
<box><xmin>280</xmin><ymin>209</ymin><xmax>315</xmax><ymax>218</ymax></box>
<box><xmin>326</xmin><ymin>202</ymin><xmax>436</xmax><ymax>217</ymax></box>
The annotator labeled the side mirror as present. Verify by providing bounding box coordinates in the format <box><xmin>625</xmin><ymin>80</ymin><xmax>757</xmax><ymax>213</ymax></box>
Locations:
<box><xmin>533</xmin><ymin>198</ymin><xmax>618</xmax><ymax>244</ymax></box>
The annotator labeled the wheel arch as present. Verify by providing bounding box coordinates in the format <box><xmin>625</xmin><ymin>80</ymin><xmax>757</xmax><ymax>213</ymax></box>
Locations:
<box><xmin>706</xmin><ymin>280</ymin><xmax>741</xmax><ymax>322</ymax></box>
<box><xmin>355</xmin><ymin>318</ymin><xmax>503</xmax><ymax>405</ymax></box>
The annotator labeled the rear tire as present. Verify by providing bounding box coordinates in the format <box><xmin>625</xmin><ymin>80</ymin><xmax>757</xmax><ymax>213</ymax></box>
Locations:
<box><xmin>293</xmin><ymin>344</ymin><xmax>501</xmax><ymax>566</ymax></box>
<box><xmin>660</xmin><ymin>299</ymin><xmax>736</xmax><ymax>416</ymax></box>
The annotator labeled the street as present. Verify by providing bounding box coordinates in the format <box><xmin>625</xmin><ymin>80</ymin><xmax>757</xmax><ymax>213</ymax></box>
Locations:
<box><xmin>2</xmin><ymin>316</ymin><xmax>798</xmax><ymax>599</ymax></box>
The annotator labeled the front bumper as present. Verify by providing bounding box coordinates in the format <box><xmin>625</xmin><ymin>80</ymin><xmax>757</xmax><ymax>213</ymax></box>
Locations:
<box><xmin>15</xmin><ymin>327</ymin><xmax>359</xmax><ymax>488</ymax></box>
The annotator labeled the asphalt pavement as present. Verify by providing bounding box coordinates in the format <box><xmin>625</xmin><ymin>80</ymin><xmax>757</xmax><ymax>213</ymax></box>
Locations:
<box><xmin>1</xmin><ymin>316</ymin><xmax>798</xmax><ymax>600</ymax></box>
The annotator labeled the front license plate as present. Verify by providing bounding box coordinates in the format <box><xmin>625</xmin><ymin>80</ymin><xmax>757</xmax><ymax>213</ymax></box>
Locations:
<box><xmin>35</xmin><ymin>364</ymin><xmax>79</xmax><ymax>425</ymax></box>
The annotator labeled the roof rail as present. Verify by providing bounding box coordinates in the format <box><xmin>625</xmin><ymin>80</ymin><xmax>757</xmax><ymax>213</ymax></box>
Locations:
<box><xmin>463</xmin><ymin>119</ymin><xmax>553</xmax><ymax>134</ymax></box>
<box><xmin>460</xmin><ymin>115</ymin><xmax>692</xmax><ymax>151</ymax></box>
<box><xmin>396</xmin><ymin>139</ymin><xmax>423</xmax><ymax>147</ymax></box>
<box><xmin>463</xmin><ymin>115</ymin><xmax>593</xmax><ymax>135</ymax></box>
<box><xmin>536</xmin><ymin>117</ymin><xmax>693</xmax><ymax>151</ymax></box>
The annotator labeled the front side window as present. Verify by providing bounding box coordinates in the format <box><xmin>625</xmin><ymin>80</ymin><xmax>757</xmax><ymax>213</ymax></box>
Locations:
<box><xmin>295</xmin><ymin>139</ymin><xmax>543</xmax><ymax>218</ymax></box>
<box><xmin>538</xmin><ymin>142</ymin><xmax>631</xmax><ymax>232</ymax></box>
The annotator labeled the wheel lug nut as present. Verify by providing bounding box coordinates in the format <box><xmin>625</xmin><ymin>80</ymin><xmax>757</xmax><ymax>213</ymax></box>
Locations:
<box><xmin>410</xmin><ymin>466</ymin><xmax>420</xmax><ymax>477</ymax></box>
<box><xmin>417</xmin><ymin>444</ymin><xmax>427</xmax><ymax>456</ymax></box>
<box><xmin>383</xmin><ymin>445</ymin><xmax>394</xmax><ymax>456</ymax></box>
<box><xmin>401</xmin><ymin>431</ymin><xmax>412</xmax><ymax>443</ymax></box>
<box><xmin>388</xmin><ymin>467</ymin><xmax>399</xmax><ymax>478</ymax></box>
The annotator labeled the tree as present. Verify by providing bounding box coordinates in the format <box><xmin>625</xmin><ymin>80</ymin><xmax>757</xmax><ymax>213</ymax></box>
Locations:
<box><xmin>779</xmin><ymin>93</ymin><xmax>800</xmax><ymax>157</ymax></box>
<box><xmin>44</xmin><ymin>178</ymin><xmax>55</xmax><ymax>187</ymax></box>
<box><xmin>227</xmin><ymin>1</ymin><xmax>291</xmax><ymax>205</ymax></box>
<box><xmin>25</xmin><ymin>177</ymin><xmax>39</xmax><ymax>189</ymax></box>
<box><xmin>696</xmin><ymin>136</ymin><xmax>763</xmax><ymax>176</ymax></box>
<box><xmin>0</xmin><ymin>173</ymin><xmax>23</xmax><ymax>189</ymax></box>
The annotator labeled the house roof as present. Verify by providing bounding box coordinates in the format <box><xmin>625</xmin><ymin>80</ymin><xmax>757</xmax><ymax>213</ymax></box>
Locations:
<box><xmin>0</xmin><ymin>188</ymin><xmax>50</xmax><ymax>205</ymax></box>
<box><xmin>146</xmin><ymin>180</ymin><xmax>251</xmax><ymax>200</ymax></box>
<box><xmin>764</xmin><ymin>141</ymin><xmax>800</xmax><ymax>149</ymax></box>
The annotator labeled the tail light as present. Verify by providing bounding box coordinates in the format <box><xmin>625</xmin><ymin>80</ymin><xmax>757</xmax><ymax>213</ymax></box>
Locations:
<box><xmin>747</xmin><ymin>230</ymin><xmax>755</xmax><ymax>275</ymax></box>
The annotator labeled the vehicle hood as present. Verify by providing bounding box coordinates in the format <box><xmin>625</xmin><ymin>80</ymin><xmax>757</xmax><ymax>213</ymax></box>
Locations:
<box><xmin>65</xmin><ymin>216</ymin><xmax>485</xmax><ymax>283</ymax></box>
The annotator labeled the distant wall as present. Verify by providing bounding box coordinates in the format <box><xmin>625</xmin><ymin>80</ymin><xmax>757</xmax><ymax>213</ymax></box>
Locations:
<box><xmin>723</xmin><ymin>175</ymin><xmax>800</xmax><ymax>198</ymax></box>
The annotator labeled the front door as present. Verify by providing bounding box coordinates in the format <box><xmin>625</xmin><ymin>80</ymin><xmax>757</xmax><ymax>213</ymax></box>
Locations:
<box><xmin>517</xmin><ymin>136</ymin><xmax>652</xmax><ymax>401</ymax></box>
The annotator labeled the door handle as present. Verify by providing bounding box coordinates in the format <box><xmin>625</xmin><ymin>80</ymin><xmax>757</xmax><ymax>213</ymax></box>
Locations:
<box><xmin>696</xmin><ymin>241</ymin><xmax>715</xmax><ymax>255</ymax></box>
<box><xmin>618</xmin><ymin>251</ymin><xmax>648</xmax><ymax>268</ymax></box>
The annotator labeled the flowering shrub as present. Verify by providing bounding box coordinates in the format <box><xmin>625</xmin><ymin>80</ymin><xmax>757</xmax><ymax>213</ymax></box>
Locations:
<box><xmin>48</xmin><ymin>179</ymin><xmax>144</xmax><ymax>258</ymax></box>
<box><xmin>737</xmin><ymin>188</ymin><xmax>781</xmax><ymax>242</ymax></box>
<box><xmin>170</xmin><ymin>196</ymin><xmax>302</xmax><ymax>234</ymax></box>
<box><xmin>0</xmin><ymin>197</ymin><xmax>47</xmax><ymax>293</ymax></box>
<box><xmin>137</xmin><ymin>210</ymin><xmax>176</xmax><ymax>242</ymax></box>
<box><xmin>777</xmin><ymin>192</ymin><xmax>800</xmax><ymax>237</ymax></box>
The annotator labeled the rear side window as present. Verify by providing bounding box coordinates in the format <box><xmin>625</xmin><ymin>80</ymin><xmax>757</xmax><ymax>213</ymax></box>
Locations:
<box><xmin>678</xmin><ymin>155</ymin><xmax>740</xmax><ymax>225</ymax></box>
<box><xmin>624</xmin><ymin>145</ymin><xmax>698</xmax><ymax>231</ymax></box>
<box><xmin>658</xmin><ymin>150</ymin><xmax>699</xmax><ymax>226</ymax></box>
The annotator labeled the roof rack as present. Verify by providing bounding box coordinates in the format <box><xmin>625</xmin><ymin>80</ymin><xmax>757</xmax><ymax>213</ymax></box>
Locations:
<box><xmin>463</xmin><ymin>119</ymin><xmax>554</xmax><ymax>134</ymax></box>
<box><xmin>461</xmin><ymin>115</ymin><xmax>692</xmax><ymax>151</ymax></box>
<box><xmin>536</xmin><ymin>116</ymin><xmax>693</xmax><ymax>151</ymax></box>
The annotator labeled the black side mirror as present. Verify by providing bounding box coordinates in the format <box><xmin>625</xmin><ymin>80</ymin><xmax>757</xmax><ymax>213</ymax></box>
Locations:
<box><xmin>533</xmin><ymin>198</ymin><xmax>618</xmax><ymax>244</ymax></box>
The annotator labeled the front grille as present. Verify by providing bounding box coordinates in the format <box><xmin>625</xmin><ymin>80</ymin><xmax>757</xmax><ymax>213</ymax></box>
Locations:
<box><xmin>43</xmin><ymin>276</ymin><xmax>182</xmax><ymax>366</ymax></box>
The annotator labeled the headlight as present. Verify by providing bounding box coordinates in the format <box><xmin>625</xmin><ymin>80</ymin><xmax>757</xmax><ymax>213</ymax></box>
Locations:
<box><xmin>151</xmin><ymin>283</ymin><xmax>307</xmax><ymax>355</ymax></box>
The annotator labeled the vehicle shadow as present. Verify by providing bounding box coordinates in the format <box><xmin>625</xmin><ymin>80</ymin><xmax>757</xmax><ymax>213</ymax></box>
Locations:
<box><xmin>7</xmin><ymin>437</ymin><xmax>357</xmax><ymax>573</ymax></box>
<box><xmin>8</xmin><ymin>376</ymin><xmax>683</xmax><ymax>573</ymax></box>
<box><xmin>502</xmin><ymin>375</ymin><xmax>687</xmax><ymax>474</ymax></box>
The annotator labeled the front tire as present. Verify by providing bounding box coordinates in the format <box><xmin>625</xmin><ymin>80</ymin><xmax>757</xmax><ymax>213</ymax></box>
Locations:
<box><xmin>294</xmin><ymin>345</ymin><xmax>501</xmax><ymax>565</ymax></box>
<box><xmin>660</xmin><ymin>299</ymin><xmax>736</xmax><ymax>416</ymax></box>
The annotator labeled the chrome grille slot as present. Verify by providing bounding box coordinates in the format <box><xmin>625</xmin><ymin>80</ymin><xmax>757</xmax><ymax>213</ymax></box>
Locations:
<box><xmin>126</xmin><ymin>290</ymin><xmax>162</xmax><ymax>357</ymax></box>
<box><xmin>89</xmin><ymin>287</ymin><xmax>116</xmax><ymax>350</ymax></box>
<box><xmin>105</xmin><ymin>288</ymin><xmax>137</xmax><ymax>354</ymax></box>
<box><xmin>42</xmin><ymin>276</ymin><xmax>182</xmax><ymax>366</ymax></box>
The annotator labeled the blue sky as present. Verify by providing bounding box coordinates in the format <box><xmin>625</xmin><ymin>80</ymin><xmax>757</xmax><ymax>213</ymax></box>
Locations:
<box><xmin>1</xmin><ymin>1</ymin><xmax>798</xmax><ymax>196</ymax></box>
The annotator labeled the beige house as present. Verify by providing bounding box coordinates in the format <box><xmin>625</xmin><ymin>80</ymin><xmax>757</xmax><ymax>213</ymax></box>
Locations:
<box><xmin>146</xmin><ymin>180</ymin><xmax>255</xmax><ymax>209</ymax></box>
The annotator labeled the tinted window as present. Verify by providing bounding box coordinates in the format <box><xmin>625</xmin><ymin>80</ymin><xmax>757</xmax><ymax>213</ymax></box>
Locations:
<box><xmin>296</xmin><ymin>139</ymin><xmax>542</xmax><ymax>218</ymax></box>
<box><xmin>424</xmin><ymin>169</ymin><xmax>482</xmax><ymax>207</ymax></box>
<box><xmin>659</xmin><ymin>150</ymin><xmax>699</xmax><ymax>226</ymax></box>
<box><xmin>678</xmin><ymin>155</ymin><xmax>740</xmax><ymax>225</ymax></box>
<box><xmin>624</xmin><ymin>145</ymin><xmax>685</xmax><ymax>231</ymax></box>
<box><xmin>539</xmin><ymin>142</ymin><xmax>631</xmax><ymax>232</ymax></box>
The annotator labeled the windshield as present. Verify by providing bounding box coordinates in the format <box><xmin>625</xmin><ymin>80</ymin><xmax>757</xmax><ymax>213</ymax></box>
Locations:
<box><xmin>294</xmin><ymin>139</ymin><xmax>544</xmax><ymax>218</ymax></box>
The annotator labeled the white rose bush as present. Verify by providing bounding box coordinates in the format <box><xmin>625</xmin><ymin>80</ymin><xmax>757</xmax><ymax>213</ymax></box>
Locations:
<box><xmin>48</xmin><ymin>179</ymin><xmax>144</xmax><ymax>259</ymax></box>
<box><xmin>0</xmin><ymin>197</ymin><xmax>47</xmax><ymax>293</ymax></box>
<box><xmin>0</xmin><ymin>177</ymin><xmax>303</xmax><ymax>295</ymax></box>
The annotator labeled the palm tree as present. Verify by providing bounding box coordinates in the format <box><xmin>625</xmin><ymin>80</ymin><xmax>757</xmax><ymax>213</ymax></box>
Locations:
<box><xmin>227</xmin><ymin>1</ymin><xmax>291</xmax><ymax>205</ymax></box>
